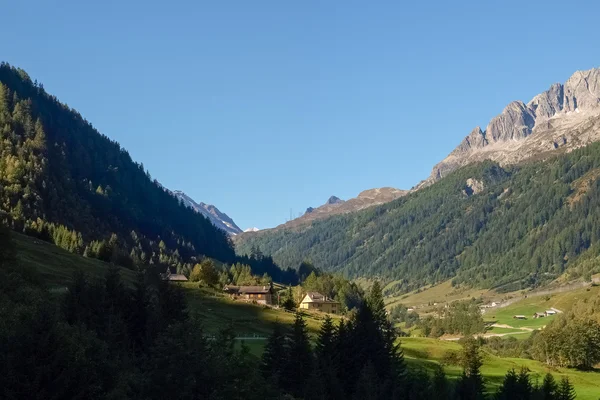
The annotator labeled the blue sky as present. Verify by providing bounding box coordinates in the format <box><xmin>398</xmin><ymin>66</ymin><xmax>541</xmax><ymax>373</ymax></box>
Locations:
<box><xmin>2</xmin><ymin>1</ymin><xmax>599</xmax><ymax>229</ymax></box>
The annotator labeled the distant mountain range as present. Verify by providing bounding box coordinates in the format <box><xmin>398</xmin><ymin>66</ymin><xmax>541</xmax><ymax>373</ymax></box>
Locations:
<box><xmin>170</xmin><ymin>190</ymin><xmax>243</xmax><ymax>235</ymax></box>
<box><xmin>241</xmin><ymin>187</ymin><xmax>408</xmax><ymax>233</ymax></box>
<box><xmin>235</xmin><ymin>66</ymin><xmax>600</xmax><ymax>295</ymax></box>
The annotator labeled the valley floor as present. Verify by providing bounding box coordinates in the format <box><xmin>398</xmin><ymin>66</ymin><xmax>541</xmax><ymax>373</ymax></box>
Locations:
<box><xmin>13</xmin><ymin>233</ymin><xmax>600</xmax><ymax>399</ymax></box>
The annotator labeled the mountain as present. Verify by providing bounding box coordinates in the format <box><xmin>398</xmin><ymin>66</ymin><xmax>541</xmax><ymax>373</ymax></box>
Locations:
<box><xmin>247</xmin><ymin>187</ymin><xmax>408</xmax><ymax>232</ymax></box>
<box><xmin>0</xmin><ymin>62</ymin><xmax>236</xmax><ymax>268</ymax></box>
<box><xmin>236</xmin><ymin>67</ymin><xmax>600</xmax><ymax>295</ymax></box>
<box><xmin>244</xmin><ymin>227</ymin><xmax>260</xmax><ymax>233</ymax></box>
<box><xmin>422</xmin><ymin>67</ymin><xmax>600</xmax><ymax>188</ymax></box>
<box><xmin>171</xmin><ymin>190</ymin><xmax>242</xmax><ymax>235</ymax></box>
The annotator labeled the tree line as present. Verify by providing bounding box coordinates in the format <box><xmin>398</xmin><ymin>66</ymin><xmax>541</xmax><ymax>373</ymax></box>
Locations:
<box><xmin>0</xmin><ymin>225</ymin><xmax>585</xmax><ymax>399</ymax></box>
<box><xmin>237</xmin><ymin>139</ymin><xmax>600</xmax><ymax>295</ymax></box>
<box><xmin>0</xmin><ymin>62</ymin><xmax>298</xmax><ymax>284</ymax></box>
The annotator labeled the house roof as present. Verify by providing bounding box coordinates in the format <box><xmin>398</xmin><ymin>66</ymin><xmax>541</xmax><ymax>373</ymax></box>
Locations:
<box><xmin>223</xmin><ymin>285</ymin><xmax>271</xmax><ymax>294</ymax></box>
<box><xmin>167</xmin><ymin>274</ymin><xmax>188</xmax><ymax>281</ymax></box>
<box><xmin>301</xmin><ymin>292</ymin><xmax>340</xmax><ymax>304</ymax></box>
<box><xmin>160</xmin><ymin>267</ymin><xmax>188</xmax><ymax>281</ymax></box>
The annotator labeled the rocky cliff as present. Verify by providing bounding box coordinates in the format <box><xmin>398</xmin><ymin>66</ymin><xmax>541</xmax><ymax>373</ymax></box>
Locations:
<box><xmin>423</xmin><ymin>67</ymin><xmax>600</xmax><ymax>187</ymax></box>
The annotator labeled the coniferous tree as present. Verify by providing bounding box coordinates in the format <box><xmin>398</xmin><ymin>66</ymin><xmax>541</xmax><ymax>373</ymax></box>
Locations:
<box><xmin>315</xmin><ymin>315</ymin><xmax>336</xmax><ymax>365</ymax></box>
<box><xmin>431</xmin><ymin>365</ymin><xmax>451</xmax><ymax>399</ymax></box>
<box><xmin>456</xmin><ymin>337</ymin><xmax>485</xmax><ymax>400</ymax></box>
<box><xmin>314</xmin><ymin>315</ymin><xmax>343</xmax><ymax>399</ymax></box>
<box><xmin>538</xmin><ymin>373</ymin><xmax>558</xmax><ymax>400</ymax></box>
<box><xmin>557</xmin><ymin>377</ymin><xmax>576</xmax><ymax>400</ymax></box>
<box><xmin>282</xmin><ymin>313</ymin><xmax>313</xmax><ymax>397</ymax></box>
<box><xmin>260</xmin><ymin>321</ymin><xmax>287</xmax><ymax>387</ymax></box>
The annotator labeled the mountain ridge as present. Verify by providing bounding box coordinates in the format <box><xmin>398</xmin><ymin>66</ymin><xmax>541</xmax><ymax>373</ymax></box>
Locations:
<box><xmin>421</xmin><ymin>67</ymin><xmax>600</xmax><ymax>188</ymax></box>
<box><xmin>242</xmin><ymin>187</ymin><xmax>408</xmax><ymax>233</ymax></box>
<box><xmin>171</xmin><ymin>190</ymin><xmax>242</xmax><ymax>235</ymax></box>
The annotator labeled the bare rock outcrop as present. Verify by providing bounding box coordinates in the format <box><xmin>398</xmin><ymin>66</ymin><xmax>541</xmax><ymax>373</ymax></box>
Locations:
<box><xmin>424</xmin><ymin>67</ymin><xmax>600</xmax><ymax>186</ymax></box>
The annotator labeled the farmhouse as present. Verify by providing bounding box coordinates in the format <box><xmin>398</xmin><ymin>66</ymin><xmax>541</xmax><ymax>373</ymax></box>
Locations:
<box><xmin>299</xmin><ymin>292</ymin><xmax>340</xmax><ymax>314</ymax></box>
<box><xmin>545</xmin><ymin>310</ymin><xmax>557</xmax><ymax>316</ymax></box>
<box><xmin>533</xmin><ymin>312</ymin><xmax>545</xmax><ymax>319</ymax></box>
<box><xmin>223</xmin><ymin>285</ymin><xmax>273</xmax><ymax>305</ymax></box>
<box><xmin>513</xmin><ymin>315</ymin><xmax>527</xmax><ymax>320</ymax></box>
<box><xmin>160</xmin><ymin>267</ymin><xmax>188</xmax><ymax>282</ymax></box>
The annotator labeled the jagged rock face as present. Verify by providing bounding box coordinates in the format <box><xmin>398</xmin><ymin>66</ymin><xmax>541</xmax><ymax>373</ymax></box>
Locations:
<box><xmin>487</xmin><ymin>101</ymin><xmax>536</xmax><ymax>142</ymax></box>
<box><xmin>425</xmin><ymin>67</ymin><xmax>600</xmax><ymax>185</ymax></box>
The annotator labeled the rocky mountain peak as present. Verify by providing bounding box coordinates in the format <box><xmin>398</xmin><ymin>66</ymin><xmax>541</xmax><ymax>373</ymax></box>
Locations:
<box><xmin>426</xmin><ymin>67</ymin><xmax>600</xmax><ymax>184</ymax></box>
<box><xmin>327</xmin><ymin>196</ymin><xmax>344</xmax><ymax>205</ymax></box>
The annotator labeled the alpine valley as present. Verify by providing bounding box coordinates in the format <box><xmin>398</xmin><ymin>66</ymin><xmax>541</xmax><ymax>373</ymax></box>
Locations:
<box><xmin>235</xmin><ymin>67</ymin><xmax>600</xmax><ymax>295</ymax></box>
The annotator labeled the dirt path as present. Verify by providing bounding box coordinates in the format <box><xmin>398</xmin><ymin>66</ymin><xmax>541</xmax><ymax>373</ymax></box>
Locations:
<box><xmin>441</xmin><ymin>321</ymin><xmax>545</xmax><ymax>341</ymax></box>
<box><xmin>442</xmin><ymin>330</ymin><xmax>530</xmax><ymax>341</ymax></box>
<box><xmin>491</xmin><ymin>323</ymin><xmax>534</xmax><ymax>332</ymax></box>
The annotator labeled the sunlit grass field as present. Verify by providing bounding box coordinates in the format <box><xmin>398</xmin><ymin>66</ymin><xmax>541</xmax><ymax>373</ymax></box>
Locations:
<box><xmin>15</xmin><ymin>232</ymin><xmax>600</xmax><ymax>399</ymax></box>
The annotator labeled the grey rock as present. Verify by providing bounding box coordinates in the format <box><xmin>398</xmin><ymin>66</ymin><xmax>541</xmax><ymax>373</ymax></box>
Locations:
<box><xmin>426</xmin><ymin>67</ymin><xmax>600</xmax><ymax>186</ymax></box>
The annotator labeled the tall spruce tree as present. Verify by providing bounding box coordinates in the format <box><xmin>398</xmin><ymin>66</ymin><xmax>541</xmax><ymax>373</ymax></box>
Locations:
<box><xmin>557</xmin><ymin>377</ymin><xmax>576</xmax><ymax>400</ymax></box>
<box><xmin>282</xmin><ymin>313</ymin><xmax>313</xmax><ymax>397</ymax></box>
<box><xmin>315</xmin><ymin>315</ymin><xmax>336</xmax><ymax>364</ymax></box>
<box><xmin>314</xmin><ymin>315</ymin><xmax>343</xmax><ymax>399</ymax></box>
<box><xmin>456</xmin><ymin>337</ymin><xmax>485</xmax><ymax>400</ymax></box>
<box><xmin>538</xmin><ymin>373</ymin><xmax>558</xmax><ymax>400</ymax></box>
<box><xmin>261</xmin><ymin>321</ymin><xmax>287</xmax><ymax>386</ymax></box>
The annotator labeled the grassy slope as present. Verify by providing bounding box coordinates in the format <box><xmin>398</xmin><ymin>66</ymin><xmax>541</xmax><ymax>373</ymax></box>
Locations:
<box><xmin>402</xmin><ymin>337</ymin><xmax>600</xmax><ymax>399</ymax></box>
<box><xmin>14</xmin><ymin>233</ymin><xmax>600</xmax><ymax>398</ymax></box>
<box><xmin>14</xmin><ymin>232</ymin><xmax>136</xmax><ymax>287</ymax></box>
<box><xmin>385</xmin><ymin>280</ymin><xmax>504</xmax><ymax>309</ymax></box>
<box><xmin>182</xmin><ymin>283</ymin><xmax>337</xmax><ymax>337</ymax></box>
<box><xmin>484</xmin><ymin>285</ymin><xmax>600</xmax><ymax>329</ymax></box>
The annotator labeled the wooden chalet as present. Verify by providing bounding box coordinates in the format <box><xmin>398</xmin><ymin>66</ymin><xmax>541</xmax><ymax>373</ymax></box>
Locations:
<box><xmin>223</xmin><ymin>285</ymin><xmax>273</xmax><ymax>305</ymax></box>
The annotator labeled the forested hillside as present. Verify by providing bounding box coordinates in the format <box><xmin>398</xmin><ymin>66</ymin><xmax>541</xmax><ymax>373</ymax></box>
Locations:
<box><xmin>237</xmin><ymin>138</ymin><xmax>600</xmax><ymax>294</ymax></box>
<box><xmin>0</xmin><ymin>63</ymin><xmax>233</xmax><ymax>273</ymax></box>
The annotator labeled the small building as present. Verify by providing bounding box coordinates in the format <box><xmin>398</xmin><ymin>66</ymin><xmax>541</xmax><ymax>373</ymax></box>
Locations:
<box><xmin>533</xmin><ymin>312</ymin><xmax>545</xmax><ymax>319</ymax></box>
<box><xmin>513</xmin><ymin>315</ymin><xmax>527</xmax><ymax>320</ymax></box>
<box><xmin>224</xmin><ymin>285</ymin><xmax>273</xmax><ymax>305</ymax></box>
<box><xmin>545</xmin><ymin>310</ymin><xmax>557</xmax><ymax>316</ymax></box>
<box><xmin>299</xmin><ymin>292</ymin><xmax>340</xmax><ymax>314</ymax></box>
<box><xmin>160</xmin><ymin>267</ymin><xmax>188</xmax><ymax>282</ymax></box>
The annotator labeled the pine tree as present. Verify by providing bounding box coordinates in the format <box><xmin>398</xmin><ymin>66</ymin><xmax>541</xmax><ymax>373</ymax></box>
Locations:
<box><xmin>431</xmin><ymin>365</ymin><xmax>451</xmax><ymax>398</ymax></box>
<box><xmin>282</xmin><ymin>313</ymin><xmax>313</xmax><ymax>397</ymax></box>
<box><xmin>367</xmin><ymin>280</ymin><xmax>387</xmax><ymax>328</ymax></box>
<box><xmin>557</xmin><ymin>377</ymin><xmax>576</xmax><ymax>400</ymax></box>
<box><xmin>260</xmin><ymin>322</ymin><xmax>287</xmax><ymax>385</ymax></box>
<box><xmin>314</xmin><ymin>315</ymin><xmax>343</xmax><ymax>399</ymax></box>
<box><xmin>516</xmin><ymin>367</ymin><xmax>532</xmax><ymax>400</ymax></box>
<box><xmin>538</xmin><ymin>373</ymin><xmax>558</xmax><ymax>400</ymax></box>
<box><xmin>496</xmin><ymin>369</ymin><xmax>519</xmax><ymax>400</ymax></box>
<box><xmin>456</xmin><ymin>337</ymin><xmax>485</xmax><ymax>400</ymax></box>
<box><xmin>315</xmin><ymin>315</ymin><xmax>336</xmax><ymax>364</ymax></box>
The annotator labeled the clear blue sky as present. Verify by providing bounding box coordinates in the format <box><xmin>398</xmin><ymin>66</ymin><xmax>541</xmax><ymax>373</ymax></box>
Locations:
<box><xmin>2</xmin><ymin>1</ymin><xmax>599</xmax><ymax>229</ymax></box>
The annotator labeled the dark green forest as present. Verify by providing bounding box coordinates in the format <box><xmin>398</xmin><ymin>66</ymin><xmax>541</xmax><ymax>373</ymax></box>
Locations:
<box><xmin>237</xmin><ymin>139</ymin><xmax>600</xmax><ymax>294</ymax></box>
<box><xmin>1</xmin><ymin>227</ymin><xmax>575</xmax><ymax>399</ymax></box>
<box><xmin>0</xmin><ymin>62</ymin><xmax>296</xmax><ymax>283</ymax></box>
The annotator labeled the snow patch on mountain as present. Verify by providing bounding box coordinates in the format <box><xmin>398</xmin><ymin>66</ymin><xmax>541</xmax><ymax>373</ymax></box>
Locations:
<box><xmin>170</xmin><ymin>190</ymin><xmax>243</xmax><ymax>235</ymax></box>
